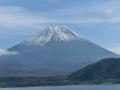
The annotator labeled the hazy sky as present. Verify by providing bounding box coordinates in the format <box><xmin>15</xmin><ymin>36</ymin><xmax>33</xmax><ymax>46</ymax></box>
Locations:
<box><xmin>0</xmin><ymin>0</ymin><xmax>120</xmax><ymax>54</ymax></box>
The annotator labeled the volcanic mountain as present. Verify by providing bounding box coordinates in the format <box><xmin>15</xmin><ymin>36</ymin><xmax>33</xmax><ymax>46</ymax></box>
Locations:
<box><xmin>0</xmin><ymin>26</ymin><xmax>119</xmax><ymax>77</ymax></box>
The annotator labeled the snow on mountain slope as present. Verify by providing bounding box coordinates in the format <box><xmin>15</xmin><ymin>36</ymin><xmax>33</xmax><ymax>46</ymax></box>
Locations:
<box><xmin>22</xmin><ymin>26</ymin><xmax>80</xmax><ymax>46</ymax></box>
<box><xmin>0</xmin><ymin>26</ymin><xmax>119</xmax><ymax>77</ymax></box>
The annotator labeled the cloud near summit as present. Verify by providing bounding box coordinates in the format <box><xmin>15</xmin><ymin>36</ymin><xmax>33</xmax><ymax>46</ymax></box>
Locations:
<box><xmin>0</xmin><ymin>49</ymin><xmax>18</xmax><ymax>56</ymax></box>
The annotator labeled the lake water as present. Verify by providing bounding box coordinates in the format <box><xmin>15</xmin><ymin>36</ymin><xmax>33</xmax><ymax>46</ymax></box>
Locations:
<box><xmin>1</xmin><ymin>85</ymin><xmax>120</xmax><ymax>90</ymax></box>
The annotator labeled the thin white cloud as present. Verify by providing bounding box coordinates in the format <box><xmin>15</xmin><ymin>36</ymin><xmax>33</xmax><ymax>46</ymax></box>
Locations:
<box><xmin>0</xmin><ymin>4</ymin><xmax>120</xmax><ymax>29</ymax></box>
<box><xmin>0</xmin><ymin>49</ymin><xmax>18</xmax><ymax>56</ymax></box>
<box><xmin>108</xmin><ymin>47</ymin><xmax>120</xmax><ymax>55</ymax></box>
<box><xmin>0</xmin><ymin>6</ymin><xmax>47</xmax><ymax>28</ymax></box>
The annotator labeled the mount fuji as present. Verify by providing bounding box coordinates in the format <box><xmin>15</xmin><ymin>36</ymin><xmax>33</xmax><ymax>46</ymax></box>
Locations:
<box><xmin>0</xmin><ymin>26</ymin><xmax>119</xmax><ymax>77</ymax></box>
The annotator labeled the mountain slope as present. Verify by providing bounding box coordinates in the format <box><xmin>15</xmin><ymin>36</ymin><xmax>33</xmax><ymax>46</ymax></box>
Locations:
<box><xmin>0</xmin><ymin>26</ymin><xmax>119</xmax><ymax>77</ymax></box>
<box><xmin>68</xmin><ymin>58</ymin><xmax>120</xmax><ymax>82</ymax></box>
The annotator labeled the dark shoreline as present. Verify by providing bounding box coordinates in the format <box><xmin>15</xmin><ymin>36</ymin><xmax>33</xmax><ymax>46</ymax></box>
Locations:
<box><xmin>0</xmin><ymin>77</ymin><xmax>119</xmax><ymax>88</ymax></box>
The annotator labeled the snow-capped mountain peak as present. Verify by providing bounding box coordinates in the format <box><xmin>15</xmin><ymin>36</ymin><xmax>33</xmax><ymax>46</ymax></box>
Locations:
<box><xmin>1</xmin><ymin>26</ymin><xmax>119</xmax><ymax>77</ymax></box>
<box><xmin>24</xmin><ymin>26</ymin><xmax>80</xmax><ymax>45</ymax></box>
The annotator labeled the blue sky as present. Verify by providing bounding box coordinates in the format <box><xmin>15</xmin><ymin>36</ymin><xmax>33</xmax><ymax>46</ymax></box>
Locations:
<box><xmin>0</xmin><ymin>0</ymin><xmax>120</xmax><ymax>54</ymax></box>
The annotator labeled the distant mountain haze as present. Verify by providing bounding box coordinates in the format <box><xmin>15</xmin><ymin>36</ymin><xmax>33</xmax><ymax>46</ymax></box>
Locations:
<box><xmin>0</xmin><ymin>26</ymin><xmax>119</xmax><ymax>77</ymax></box>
